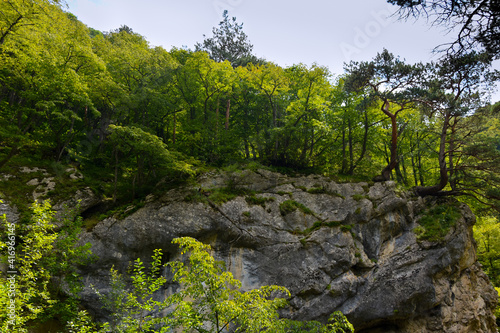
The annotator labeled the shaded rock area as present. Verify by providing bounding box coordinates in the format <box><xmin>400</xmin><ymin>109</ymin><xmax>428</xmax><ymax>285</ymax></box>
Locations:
<box><xmin>64</xmin><ymin>170</ymin><xmax>498</xmax><ymax>332</ymax></box>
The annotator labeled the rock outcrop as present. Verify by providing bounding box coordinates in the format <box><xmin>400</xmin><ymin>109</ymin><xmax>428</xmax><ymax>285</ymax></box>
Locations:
<box><xmin>75</xmin><ymin>169</ymin><xmax>497</xmax><ymax>332</ymax></box>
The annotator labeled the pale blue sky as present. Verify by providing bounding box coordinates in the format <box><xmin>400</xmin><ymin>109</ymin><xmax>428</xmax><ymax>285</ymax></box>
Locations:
<box><xmin>66</xmin><ymin>0</ymin><xmax>499</xmax><ymax>101</ymax></box>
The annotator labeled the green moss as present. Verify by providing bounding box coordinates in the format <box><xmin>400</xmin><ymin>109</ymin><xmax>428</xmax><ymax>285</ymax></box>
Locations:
<box><xmin>415</xmin><ymin>203</ymin><xmax>460</xmax><ymax>242</ymax></box>
<box><xmin>307</xmin><ymin>187</ymin><xmax>327</xmax><ymax>194</ymax></box>
<box><xmin>301</xmin><ymin>185</ymin><xmax>345</xmax><ymax>199</ymax></box>
<box><xmin>325</xmin><ymin>221</ymin><xmax>342</xmax><ymax>228</ymax></box>
<box><xmin>331</xmin><ymin>192</ymin><xmax>345</xmax><ymax>199</ymax></box>
<box><xmin>245</xmin><ymin>195</ymin><xmax>274</xmax><ymax>207</ymax></box>
<box><xmin>84</xmin><ymin>216</ymin><xmax>101</xmax><ymax>231</ymax></box>
<box><xmin>302</xmin><ymin>221</ymin><xmax>323</xmax><ymax>234</ymax></box>
<box><xmin>185</xmin><ymin>187</ymin><xmax>256</xmax><ymax>205</ymax></box>
<box><xmin>183</xmin><ymin>191</ymin><xmax>207</xmax><ymax>203</ymax></box>
<box><xmin>293</xmin><ymin>220</ymin><xmax>343</xmax><ymax>236</ymax></box>
<box><xmin>352</xmin><ymin>194</ymin><xmax>367</xmax><ymax>201</ymax></box>
<box><xmin>279</xmin><ymin>200</ymin><xmax>314</xmax><ymax>216</ymax></box>
<box><xmin>340</xmin><ymin>225</ymin><xmax>353</xmax><ymax>233</ymax></box>
<box><xmin>242</xmin><ymin>211</ymin><xmax>251</xmax><ymax>217</ymax></box>
<box><xmin>276</xmin><ymin>191</ymin><xmax>291</xmax><ymax>196</ymax></box>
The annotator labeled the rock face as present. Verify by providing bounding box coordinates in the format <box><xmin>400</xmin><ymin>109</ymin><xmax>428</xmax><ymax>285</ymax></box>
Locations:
<box><xmin>78</xmin><ymin>169</ymin><xmax>498</xmax><ymax>332</ymax></box>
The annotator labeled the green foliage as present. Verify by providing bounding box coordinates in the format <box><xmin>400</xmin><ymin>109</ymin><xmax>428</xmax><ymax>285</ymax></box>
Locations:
<box><xmin>415</xmin><ymin>202</ymin><xmax>460</xmax><ymax>242</ymax></box>
<box><xmin>0</xmin><ymin>200</ymin><xmax>93</xmax><ymax>332</ymax></box>
<box><xmin>279</xmin><ymin>200</ymin><xmax>314</xmax><ymax>216</ymax></box>
<box><xmin>1</xmin><ymin>0</ymin><xmax>499</xmax><ymax>216</ymax></box>
<box><xmin>474</xmin><ymin>216</ymin><xmax>500</xmax><ymax>286</ymax></box>
<box><xmin>195</xmin><ymin>10</ymin><xmax>256</xmax><ymax>67</ymax></box>
<box><xmin>106</xmin><ymin>125</ymin><xmax>194</xmax><ymax>202</ymax></box>
<box><xmin>92</xmin><ymin>249</ymin><xmax>171</xmax><ymax>332</ymax></box>
<box><xmin>281</xmin><ymin>311</ymin><xmax>354</xmax><ymax>333</ymax></box>
<box><xmin>168</xmin><ymin>237</ymin><xmax>291</xmax><ymax>332</ymax></box>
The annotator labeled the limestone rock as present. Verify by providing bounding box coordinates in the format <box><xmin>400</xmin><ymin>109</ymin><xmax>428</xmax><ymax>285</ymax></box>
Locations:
<box><xmin>77</xmin><ymin>170</ymin><xmax>498</xmax><ymax>332</ymax></box>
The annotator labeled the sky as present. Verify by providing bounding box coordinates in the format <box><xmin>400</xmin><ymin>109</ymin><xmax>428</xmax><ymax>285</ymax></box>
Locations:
<box><xmin>65</xmin><ymin>0</ymin><xmax>499</xmax><ymax>101</ymax></box>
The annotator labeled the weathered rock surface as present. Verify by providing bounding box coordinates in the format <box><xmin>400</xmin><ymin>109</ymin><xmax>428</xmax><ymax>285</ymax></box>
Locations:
<box><xmin>75</xmin><ymin>169</ymin><xmax>497</xmax><ymax>332</ymax></box>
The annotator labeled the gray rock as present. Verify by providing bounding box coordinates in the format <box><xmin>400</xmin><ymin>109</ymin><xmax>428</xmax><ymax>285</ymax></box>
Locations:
<box><xmin>77</xmin><ymin>170</ymin><xmax>498</xmax><ymax>333</ymax></box>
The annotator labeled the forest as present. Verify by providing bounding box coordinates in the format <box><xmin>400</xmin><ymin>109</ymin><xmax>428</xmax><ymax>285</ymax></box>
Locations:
<box><xmin>1</xmin><ymin>0</ymin><xmax>500</xmax><ymax>332</ymax></box>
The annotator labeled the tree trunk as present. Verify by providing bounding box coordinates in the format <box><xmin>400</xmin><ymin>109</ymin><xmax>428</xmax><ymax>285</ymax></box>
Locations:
<box><xmin>416</xmin><ymin>133</ymin><xmax>425</xmax><ymax>186</ymax></box>
<box><xmin>225</xmin><ymin>99</ymin><xmax>230</xmax><ymax>130</ymax></box>
<box><xmin>341</xmin><ymin>118</ymin><xmax>347</xmax><ymax>174</ymax></box>
<box><xmin>215</xmin><ymin>98</ymin><xmax>220</xmax><ymax>138</ymax></box>
<box><xmin>415</xmin><ymin>111</ymin><xmax>450</xmax><ymax>196</ymax></box>
<box><xmin>375</xmin><ymin>102</ymin><xmax>398</xmax><ymax>181</ymax></box>
<box><xmin>348</xmin><ymin>118</ymin><xmax>354</xmax><ymax>174</ymax></box>
<box><xmin>113</xmin><ymin>149</ymin><xmax>119</xmax><ymax>203</ymax></box>
<box><xmin>173</xmin><ymin>113</ymin><xmax>177</xmax><ymax>144</ymax></box>
<box><xmin>348</xmin><ymin>110</ymin><xmax>370</xmax><ymax>175</ymax></box>
<box><xmin>449</xmin><ymin>116</ymin><xmax>458</xmax><ymax>191</ymax></box>
<box><xmin>376</xmin><ymin>115</ymin><xmax>398</xmax><ymax>181</ymax></box>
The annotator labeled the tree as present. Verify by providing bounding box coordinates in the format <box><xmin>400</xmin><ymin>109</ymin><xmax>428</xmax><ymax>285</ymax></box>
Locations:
<box><xmin>388</xmin><ymin>0</ymin><xmax>500</xmax><ymax>58</ymax></box>
<box><xmin>414</xmin><ymin>51</ymin><xmax>495</xmax><ymax>198</ymax></box>
<box><xmin>105</xmin><ymin>125</ymin><xmax>194</xmax><ymax>202</ymax></box>
<box><xmin>169</xmin><ymin>237</ymin><xmax>290</xmax><ymax>333</ymax></box>
<box><xmin>0</xmin><ymin>3</ymin><xmax>105</xmax><ymax>165</ymax></box>
<box><xmin>0</xmin><ymin>201</ymin><xmax>93</xmax><ymax>332</ymax></box>
<box><xmin>474</xmin><ymin>216</ymin><xmax>500</xmax><ymax>286</ymax></box>
<box><xmin>329</xmin><ymin>80</ymin><xmax>382</xmax><ymax>176</ymax></box>
<box><xmin>453</xmin><ymin>102</ymin><xmax>500</xmax><ymax>212</ymax></box>
<box><xmin>279</xmin><ymin>64</ymin><xmax>333</xmax><ymax>168</ymax></box>
<box><xmin>344</xmin><ymin>49</ymin><xmax>427</xmax><ymax>181</ymax></box>
<box><xmin>0</xmin><ymin>0</ymin><xmax>63</xmax><ymax>46</ymax></box>
<box><xmin>195</xmin><ymin>10</ymin><xmax>256</xmax><ymax>67</ymax></box>
<box><xmin>245</xmin><ymin>62</ymin><xmax>290</xmax><ymax>163</ymax></box>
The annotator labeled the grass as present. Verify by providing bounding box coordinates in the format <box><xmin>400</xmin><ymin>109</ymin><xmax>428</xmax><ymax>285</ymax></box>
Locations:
<box><xmin>307</xmin><ymin>187</ymin><xmax>328</xmax><ymax>194</ymax></box>
<box><xmin>352</xmin><ymin>194</ymin><xmax>368</xmax><ymax>201</ymax></box>
<box><xmin>340</xmin><ymin>225</ymin><xmax>353</xmax><ymax>233</ymax></box>
<box><xmin>184</xmin><ymin>186</ymin><xmax>256</xmax><ymax>205</ymax></box>
<box><xmin>292</xmin><ymin>220</ymin><xmax>343</xmax><ymax>236</ymax></box>
<box><xmin>415</xmin><ymin>203</ymin><xmax>460</xmax><ymax>242</ymax></box>
<box><xmin>279</xmin><ymin>200</ymin><xmax>314</xmax><ymax>216</ymax></box>
<box><xmin>245</xmin><ymin>195</ymin><xmax>275</xmax><ymax>207</ymax></box>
